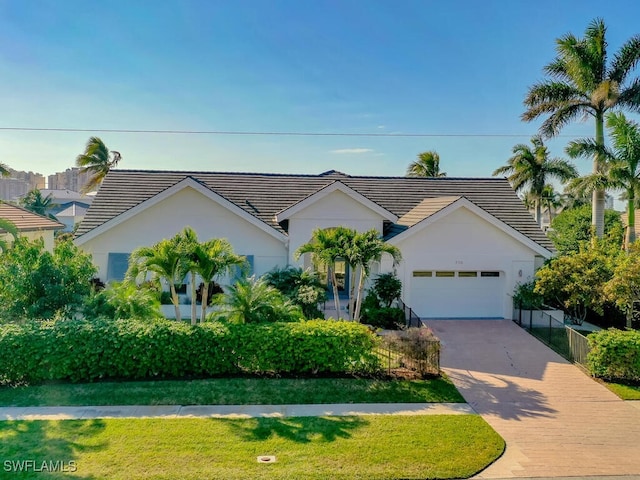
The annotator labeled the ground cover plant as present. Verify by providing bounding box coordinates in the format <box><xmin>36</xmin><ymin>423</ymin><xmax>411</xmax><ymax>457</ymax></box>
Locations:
<box><xmin>0</xmin><ymin>376</ymin><xmax>464</xmax><ymax>407</ymax></box>
<box><xmin>0</xmin><ymin>416</ymin><xmax>504</xmax><ymax>480</ymax></box>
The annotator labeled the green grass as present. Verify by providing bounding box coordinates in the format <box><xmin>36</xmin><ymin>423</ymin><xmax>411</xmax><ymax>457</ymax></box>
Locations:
<box><xmin>0</xmin><ymin>377</ymin><xmax>465</xmax><ymax>407</ymax></box>
<box><xmin>603</xmin><ymin>381</ymin><xmax>640</xmax><ymax>400</ymax></box>
<box><xmin>0</xmin><ymin>416</ymin><xmax>504</xmax><ymax>479</ymax></box>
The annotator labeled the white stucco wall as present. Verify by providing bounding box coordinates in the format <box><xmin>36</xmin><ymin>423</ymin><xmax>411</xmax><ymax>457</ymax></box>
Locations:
<box><xmin>77</xmin><ymin>186</ymin><xmax>288</xmax><ymax>281</ymax></box>
<box><xmin>287</xmin><ymin>190</ymin><xmax>386</xmax><ymax>265</ymax></box>
<box><xmin>1</xmin><ymin>230</ymin><xmax>56</xmax><ymax>252</ymax></box>
<box><xmin>384</xmin><ymin>206</ymin><xmax>547</xmax><ymax>319</ymax></box>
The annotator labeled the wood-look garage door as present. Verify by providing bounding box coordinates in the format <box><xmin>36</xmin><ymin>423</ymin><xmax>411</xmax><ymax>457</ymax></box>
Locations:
<box><xmin>409</xmin><ymin>270</ymin><xmax>505</xmax><ymax>318</ymax></box>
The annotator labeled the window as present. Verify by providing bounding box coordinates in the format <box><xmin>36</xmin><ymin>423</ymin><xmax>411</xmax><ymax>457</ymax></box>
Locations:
<box><xmin>233</xmin><ymin>255</ymin><xmax>255</xmax><ymax>280</ymax></box>
<box><xmin>107</xmin><ymin>253</ymin><xmax>130</xmax><ymax>282</ymax></box>
<box><xmin>435</xmin><ymin>271</ymin><xmax>455</xmax><ymax>277</ymax></box>
<box><xmin>412</xmin><ymin>271</ymin><xmax>432</xmax><ymax>277</ymax></box>
<box><xmin>480</xmin><ymin>271</ymin><xmax>500</xmax><ymax>277</ymax></box>
<box><xmin>458</xmin><ymin>271</ymin><xmax>478</xmax><ymax>277</ymax></box>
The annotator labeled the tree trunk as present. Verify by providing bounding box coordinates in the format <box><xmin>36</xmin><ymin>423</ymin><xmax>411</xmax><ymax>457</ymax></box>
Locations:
<box><xmin>593</xmin><ymin>111</ymin><xmax>606</xmax><ymax>238</ymax></box>
<box><xmin>353</xmin><ymin>267</ymin><xmax>367</xmax><ymax>322</ymax></box>
<box><xmin>190</xmin><ymin>272</ymin><xmax>197</xmax><ymax>325</ymax></box>
<box><xmin>329</xmin><ymin>264</ymin><xmax>341</xmax><ymax>319</ymax></box>
<box><xmin>535</xmin><ymin>199</ymin><xmax>542</xmax><ymax>228</ymax></box>
<box><xmin>626</xmin><ymin>192</ymin><xmax>636</xmax><ymax>249</ymax></box>
<box><xmin>348</xmin><ymin>263</ymin><xmax>357</xmax><ymax>320</ymax></box>
<box><xmin>200</xmin><ymin>282</ymin><xmax>210</xmax><ymax>323</ymax></box>
<box><xmin>170</xmin><ymin>284</ymin><xmax>181</xmax><ymax>322</ymax></box>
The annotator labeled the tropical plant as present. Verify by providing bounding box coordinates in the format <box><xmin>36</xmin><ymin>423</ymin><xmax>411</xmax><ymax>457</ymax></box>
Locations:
<box><xmin>540</xmin><ymin>184</ymin><xmax>564</xmax><ymax>224</ymax></box>
<box><xmin>83</xmin><ymin>281</ymin><xmax>161</xmax><ymax>320</ymax></box>
<box><xmin>0</xmin><ymin>162</ymin><xmax>9</xmax><ymax>177</ymax></box>
<box><xmin>0</xmin><ymin>237</ymin><xmax>97</xmax><ymax>321</ymax></box>
<box><xmin>603</xmin><ymin>242</ymin><xmax>640</xmax><ymax>328</ymax></box>
<box><xmin>75</xmin><ymin>136</ymin><xmax>122</xmax><ymax>193</ymax></box>
<box><xmin>0</xmin><ymin>217</ymin><xmax>19</xmax><ymax>253</ymax></box>
<box><xmin>492</xmin><ymin>136</ymin><xmax>577</xmax><ymax>226</ymax></box>
<box><xmin>567</xmin><ymin>112</ymin><xmax>640</xmax><ymax>248</ymax></box>
<box><xmin>20</xmin><ymin>189</ymin><xmax>56</xmax><ymax>219</ymax></box>
<box><xmin>522</xmin><ymin>18</ymin><xmax>640</xmax><ymax>237</ymax></box>
<box><xmin>372</xmin><ymin>272</ymin><xmax>402</xmax><ymax>308</ymax></box>
<box><xmin>215</xmin><ymin>276</ymin><xmax>303</xmax><ymax>324</ymax></box>
<box><xmin>406</xmin><ymin>151</ymin><xmax>446</xmax><ymax>177</ymax></box>
<box><xmin>126</xmin><ymin>234</ymin><xmax>189</xmax><ymax>322</ymax></box>
<box><xmin>263</xmin><ymin>266</ymin><xmax>326</xmax><ymax>319</ymax></box>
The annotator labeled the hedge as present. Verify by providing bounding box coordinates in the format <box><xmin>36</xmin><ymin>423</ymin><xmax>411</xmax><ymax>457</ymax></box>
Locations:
<box><xmin>0</xmin><ymin>319</ymin><xmax>381</xmax><ymax>385</ymax></box>
<box><xmin>587</xmin><ymin>329</ymin><xmax>640</xmax><ymax>382</ymax></box>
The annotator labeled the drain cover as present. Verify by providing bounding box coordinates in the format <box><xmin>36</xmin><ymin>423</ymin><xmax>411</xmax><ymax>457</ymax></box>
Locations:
<box><xmin>257</xmin><ymin>456</ymin><xmax>276</xmax><ymax>463</ymax></box>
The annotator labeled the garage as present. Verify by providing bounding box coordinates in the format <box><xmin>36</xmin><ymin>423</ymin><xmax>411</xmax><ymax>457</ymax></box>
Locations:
<box><xmin>408</xmin><ymin>270</ymin><xmax>505</xmax><ymax>319</ymax></box>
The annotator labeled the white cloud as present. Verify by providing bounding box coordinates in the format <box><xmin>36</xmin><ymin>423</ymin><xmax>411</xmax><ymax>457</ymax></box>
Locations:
<box><xmin>377</xmin><ymin>125</ymin><xmax>386</xmax><ymax>129</ymax></box>
<box><xmin>330</xmin><ymin>148</ymin><xmax>374</xmax><ymax>154</ymax></box>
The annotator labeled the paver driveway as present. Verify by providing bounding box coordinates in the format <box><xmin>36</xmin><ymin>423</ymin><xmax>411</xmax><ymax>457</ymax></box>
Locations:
<box><xmin>426</xmin><ymin>319</ymin><xmax>640</xmax><ymax>479</ymax></box>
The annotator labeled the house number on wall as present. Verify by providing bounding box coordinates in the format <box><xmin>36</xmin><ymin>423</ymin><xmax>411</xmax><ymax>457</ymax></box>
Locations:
<box><xmin>455</xmin><ymin>260</ymin><xmax>463</xmax><ymax>264</ymax></box>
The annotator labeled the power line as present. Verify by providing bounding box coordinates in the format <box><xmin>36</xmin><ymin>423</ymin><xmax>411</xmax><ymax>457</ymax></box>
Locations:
<box><xmin>0</xmin><ymin>126</ymin><xmax>582</xmax><ymax>138</ymax></box>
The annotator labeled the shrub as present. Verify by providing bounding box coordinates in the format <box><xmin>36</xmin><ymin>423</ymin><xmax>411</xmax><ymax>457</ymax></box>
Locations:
<box><xmin>263</xmin><ymin>266</ymin><xmax>326</xmax><ymax>319</ymax></box>
<box><xmin>512</xmin><ymin>281</ymin><xmax>544</xmax><ymax>310</ymax></box>
<box><xmin>587</xmin><ymin>329</ymin><xmax>640</xmax><ymax>382</ymax></box>
<box><xmin>83</xmin><ymin>281</ymin><xmax>162</xmax><ymax>320</ymax></box>
<box><xmin>372</xmin><ymin>273</ymin><xmax>402</xmax><ymax>308</ymax></box>
<box><xmin>362</xmin><ymin>307</ymin><xmax>406</xmax><ymax>330</ymax></box>
<box><xmin>0</xmin><ymin>319</ymin><xmax>380</xmax><ymax>384</ymax></box>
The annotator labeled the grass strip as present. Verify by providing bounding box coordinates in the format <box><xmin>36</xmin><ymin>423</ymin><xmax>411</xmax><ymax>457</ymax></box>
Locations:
<box><xmin>0</xmin><ymin>377</ymin><xmax>464</xmax><ymax>407</ymax></box>
<box><xmin>603</xmin><ymin>381</ymin><xmax>640</xmax><ymax>400</ymax></box>
<box><xmin>0</xmin><ymin>415</ymin><xmax>503</xmax><ymax>479</ymax></box>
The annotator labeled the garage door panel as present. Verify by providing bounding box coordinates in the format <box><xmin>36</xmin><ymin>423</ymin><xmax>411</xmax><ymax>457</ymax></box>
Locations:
<box><xmin>409</xmin><ymin>272</ymin><xmax>504</xmax><ymax>318</ymax></box>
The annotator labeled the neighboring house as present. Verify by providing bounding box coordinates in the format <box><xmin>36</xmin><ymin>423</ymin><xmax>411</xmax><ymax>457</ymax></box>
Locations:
<box><xmin>74</xmin><ymin>169</ymin><xmax>554</xmax><ymax>320</ymax></box>
<box><xmin>0</xmin><ymin>202</ymin><xmax>65</xmax><ymax>251</ymax></box>
<box><xmin>28</xmin><ymin>189</ymin><xmax>94</xmax><ymax>232</ymax></box>
<box><xmin>621</xmin><ymin>209</ymin><xmax>640</xmax><ymax>241</ymax></box>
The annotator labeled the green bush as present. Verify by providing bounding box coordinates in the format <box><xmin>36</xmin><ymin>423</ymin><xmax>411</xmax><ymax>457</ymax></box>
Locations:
<box><xmin>0</xmin><ymin>319</ymin><xmax>380</xmax><ymax>385</ymax></box>
<box><xmin>587</xmin><ymin>329</ymin><xmax>640</xmax><ymax>382</ymax></box>
<box><xmin>512</xmin><ymin>281</ymin><xmax>544</xmax><ymax>309</ymax></box>
<box><xmin>362</xmin><ymin>307</ymin><xmax>406</xmax><ymax>330</ymax></box>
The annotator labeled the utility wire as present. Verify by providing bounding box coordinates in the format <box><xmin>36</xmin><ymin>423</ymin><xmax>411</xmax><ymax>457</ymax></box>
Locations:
<box><xmin>0</xmin><ymin>126</ymin><xmax>582</xmax><ymax>138</ymax></box>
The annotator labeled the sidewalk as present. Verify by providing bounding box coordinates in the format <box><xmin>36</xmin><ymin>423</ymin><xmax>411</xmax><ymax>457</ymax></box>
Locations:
<box><xmin>0</xmin><ymin>402</ymin><xmax>474</xmax><ymax>421</ymax></box>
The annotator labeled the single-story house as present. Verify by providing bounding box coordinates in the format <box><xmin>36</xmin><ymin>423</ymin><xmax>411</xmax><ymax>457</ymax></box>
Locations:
<box><xmin>0</xmin><ymin>202</ymin><xmax>65</xmax><ymax>251</ymax></box>
<box><xmin>74</xmin><ymin>169</ymin><xmax>554</xmax><ymax>319</ymax></box>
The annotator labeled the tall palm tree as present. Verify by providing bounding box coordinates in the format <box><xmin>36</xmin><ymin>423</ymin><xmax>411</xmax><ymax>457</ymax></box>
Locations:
<box><xmin>567</xmin><ymin>111</ymin><xmax>640</xmax><ymax>248</ymax></box>
<box><xmin>493</xmin><ymin>136</ymin><xmax>578</xmax><ymax>226</ymax></box>
<box><xmin>522</xmin><ymin>18</ymin><xmax>640</xmax><ymax>237</ymax></box>
<box><xmin>21</xmin><ymin>189</ymin><xmax>56</xmax><ymax>219</ymax></box>
<box><xmin>406</xmin><ymin>151</ymin><xmax>447</xmax><ymax>177</ymax></box>
<box><xmin>76</xmin><ymin>137</ymin><xmax>122</xmax><ymax>193</ymax></box>
<box><xmin>0</xmin><ymin>162</ymin><xmax>10</xmax><ymax>177</ymax></box>
<box><xmin>540</xmin><ymin>184</ymin><xmax>564</xmax><ymax>224</ymax></box>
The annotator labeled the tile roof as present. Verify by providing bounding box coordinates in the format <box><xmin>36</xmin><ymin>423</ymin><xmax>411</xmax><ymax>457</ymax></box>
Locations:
<box><xmin>0</xmin><ymin>202</ymin><xmax>64</xmax><ymax>233</ymax></box>
<box><xmin>398</xmin><ymin>196</ymin><xmax>462</xmax><ymax>226</ymax></box>
<box><xmin>76</xmin><ymin>169</ymin><xmax>554</xmax><ymax>251</ymax></box>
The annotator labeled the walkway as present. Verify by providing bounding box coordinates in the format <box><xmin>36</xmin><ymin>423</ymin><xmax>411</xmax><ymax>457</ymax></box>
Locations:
<box><xmin>427</xmin><ymin>319</ymin><xmax>640</xmax><ymax>479</ymax></box>
<box><xmin>0</xmin><ymin>402</ymin><xmax>473</xmax><ymax>421</ymax></box>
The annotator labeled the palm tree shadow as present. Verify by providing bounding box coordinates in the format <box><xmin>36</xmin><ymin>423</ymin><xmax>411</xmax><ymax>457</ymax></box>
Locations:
<box><xmin>0</xmin><ymin>419</ymin><xmax>108</xmax><ymax>479</ymax></box>
<box><xmin>226</xmin><ymin>416</ymin><xmax>368</xmax><ymax>444</ymax></box>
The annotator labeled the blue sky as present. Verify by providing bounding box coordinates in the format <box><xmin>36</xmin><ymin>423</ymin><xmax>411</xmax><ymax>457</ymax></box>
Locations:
<box><xmin>1</xmin><ymin>0</ymin><xmax>640</xmax><ymax>185</ymax></box>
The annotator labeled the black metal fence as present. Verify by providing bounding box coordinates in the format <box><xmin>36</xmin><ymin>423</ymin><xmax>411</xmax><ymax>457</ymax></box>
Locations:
<box><xmin>376</xmin><ymin>332</ymin><xmax>440</xmax><ymax>377</ymax></box>
<box><xmin>513</xmin><ymin>306</ymin><xmax>591</xmax><ymax>367</ymax></box>
<box><xmin>398</xmin><ymin>299</ymin><xmax>423</xmax><ymax>328</ymax></box>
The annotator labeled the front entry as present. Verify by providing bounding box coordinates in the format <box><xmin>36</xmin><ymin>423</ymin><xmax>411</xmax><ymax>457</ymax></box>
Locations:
<box><xmin>317</xmin><ymin>259</ymin><xmax>349</xmax><ymax>299</ymax></box>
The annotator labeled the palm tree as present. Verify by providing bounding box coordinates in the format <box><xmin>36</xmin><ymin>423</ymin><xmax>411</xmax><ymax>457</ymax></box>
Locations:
<box><xmin>493</xmin><ymin>136</ymin><xmax>578</xmax><ymax>226</ymax></box>
<box><xmin>0</xmin><ymin>217</ymin><xmax>19</xmax><ymax>253</ymax></box>
<box><xmin>76</xmin><ymin>137</ymin><xmax>122</xmax><ymax>193</ymax></box>
<box><xmin>0</xmin><ymin>162</ymin><xmax>10</xmax><ymax>177</ymax></box>
<box><xmin>406</xmin><ymin>151</ymin><xmax>446</xmax><ymax>177</ymax></box>
<box><xmin>567</xmin><ymin>111</ymin><xmax>640</xmax><ymax>248</ymax></box>
<box><xmin>193</xmin><ymin>237</ymin><xmax>245</xmax><ymax>322</ymax></box>
<box><xmin>126</xmin><ymin>235</ymin><xmax>189</xmax><ymax>322</ymax></box>
<box><xmin>522</xmin><ymin>18</ymin><xmax>640</xmax><ymax>237</ymax></box>
<box><xmin>21</xmin><ymin>189</ymin><xmax>56</xmax><ymax>219</ymax></box>
<box><xmin>540</xmin><ymin>184</ymin><xmax>564</xmax><ymax>224</ymax></box>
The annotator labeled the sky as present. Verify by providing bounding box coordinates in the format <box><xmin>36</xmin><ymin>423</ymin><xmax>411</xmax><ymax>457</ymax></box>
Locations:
<box><xmin>1</xmin><ymin>0</ymin><xmax>640</xmax><ymax>190</ymax></box>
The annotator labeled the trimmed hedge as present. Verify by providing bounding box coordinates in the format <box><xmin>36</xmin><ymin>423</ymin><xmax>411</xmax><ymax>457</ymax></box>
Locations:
<box><xmin>0</xmin><ymin>319</ymin><xmax>381</xmax><ymax>385</ymax></box>
<box><xmin>587</xmin><ymin>329</ymin><xmax>640</xmax><ymax>382</ymax></box>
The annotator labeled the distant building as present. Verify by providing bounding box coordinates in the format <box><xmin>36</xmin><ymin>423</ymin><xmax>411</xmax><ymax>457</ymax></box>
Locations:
<box><xmin>47</xmin><ymin>168</ymin><xmax>93</xmax><ymax>192</ymax></box>
<box><xmin>38</xmin><ymin>189</ymin><xmax>94</xmax><ymax>232</ymax></box>
<box><xmin>0</xmin><ymin>169</ymin><xmax>46</xmax><ymax>201</ymax></box>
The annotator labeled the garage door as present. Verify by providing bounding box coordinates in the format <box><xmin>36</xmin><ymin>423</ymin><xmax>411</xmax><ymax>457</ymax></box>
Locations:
<box><xmin>409</xmin><ymin>270</ymin><xmax>504</xmax><ymax>318</ymax></box>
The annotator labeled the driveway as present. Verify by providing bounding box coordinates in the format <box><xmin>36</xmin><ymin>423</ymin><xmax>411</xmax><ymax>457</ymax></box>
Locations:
<box><xmin>426</xmin><ymin>319</ymin><xmax>640</xmax><ymax>478</ymax></box>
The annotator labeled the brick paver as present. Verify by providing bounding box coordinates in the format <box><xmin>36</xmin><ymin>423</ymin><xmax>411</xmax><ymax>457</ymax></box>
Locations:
<box><xmin>427</xmin><ymin>319</ymin><xmax>640</xmax><ymax>479</ymax></box>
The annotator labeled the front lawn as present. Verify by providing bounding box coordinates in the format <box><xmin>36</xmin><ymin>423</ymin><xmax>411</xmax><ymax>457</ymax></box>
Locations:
<box><xmin>0</xmin><ymin>416</ymin><xmax>504</xmax><ymax>479</ymax></box>
<box><xmin>603</xmin><ymin>381</ymin><xmax>640</xmax><ymax>400</ymax></box>
<box><xmin>0</xmin><ymin>377</ymin><xmax>464</xmax><ymax>407</ymax></box>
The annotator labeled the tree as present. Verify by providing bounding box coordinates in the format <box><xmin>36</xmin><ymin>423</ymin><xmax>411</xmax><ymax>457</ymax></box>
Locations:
<box><xmin>406</xmin><ymin>151</ymin><xmax>446</xmax><ymax>177</ymax></box>
<box><xmin>522</xmin><ymin>18</ymin><xmax>640</xmax><ymax>237</ymax></box>
<box><xmin>192</xmin><ymin>237</ymin><xmax>245</xmax><ymax>323</ymax></box>
<box><xmin>126</xmin><ymin>234</ymin><xmax>189</xmax><ymax>322</ymax></box>
<box><xmin>21</xmin><ymin>189</ymin><xmax>56</xmax><ymax>219</ymax></box>
<box><xmin>604</xmin><ymin>243</ymin><xmax>640</xmax><ymax>327</ymax></box>
<box><xmin>0</xmin><ymin>162</ymin><xmax>9</xmax><ymax>177</ymax></box>
<box><xmin>75</xmin><ymin>136</ymin><xmax>122</xmax><ymax>193</ymax></box>
<box><xmin>540</xmin><ymin>184</ymin><xmax>564</xmax><ymax>224</ymax></box>
<box><xmin>0</xmin><ymin>217</ymin><xmax>19</xmax><ymax>254</ymax></box>
<box><xmin>0</xmin><ymin>237</ymin><xmax>97</xmax><ymax>321</ymax></box>
<box><xmin>568</xmin><ymin>112</ymin><xmax>640</xmax><ymax>248</ymax></box>
<box><xmin>535</xmin><ymin>241</ymin><xmax>617</xmax><ymax>324</ymax></box>
<box><xmin>548</xmin><ymin>204</ymin><xmax>624</xmax><ymax>255</ymax></box>
<box><xmin>492</xmin><ymin>136</ymin><xmax>577</xmax><ymax>226</ymax></box>
<box><xmin>263</xmin><ymin>266</ymin><xmax>327</xmax><ymax>319</ymax></box>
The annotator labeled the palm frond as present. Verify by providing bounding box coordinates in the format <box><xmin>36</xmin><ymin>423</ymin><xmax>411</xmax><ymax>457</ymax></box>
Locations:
<box><xmin>609</xmin><ymin>35</ymin><xmax>640</xmax><ymax>84</ymax></box>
